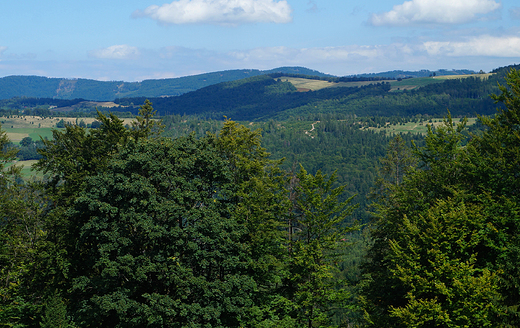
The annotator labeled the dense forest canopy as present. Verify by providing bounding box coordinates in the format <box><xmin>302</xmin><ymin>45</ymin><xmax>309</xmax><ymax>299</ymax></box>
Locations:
<box><xmin>1</xmin><ymin>66</ymin><xmax>520</xmax><ymax>327</ymax></box>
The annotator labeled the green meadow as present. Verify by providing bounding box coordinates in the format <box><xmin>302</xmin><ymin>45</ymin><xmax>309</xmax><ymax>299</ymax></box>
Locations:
<box><xmin>367</xmin><ymin>117</ymin><xmax>478</xmax><ymax>135</ymax></box>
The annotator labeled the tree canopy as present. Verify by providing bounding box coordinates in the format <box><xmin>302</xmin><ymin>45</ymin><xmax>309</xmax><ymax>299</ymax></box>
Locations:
<box><xmin>361</xmin><ymin>68</ymin><xmax>520</xmax><ymax>327</ymax></box>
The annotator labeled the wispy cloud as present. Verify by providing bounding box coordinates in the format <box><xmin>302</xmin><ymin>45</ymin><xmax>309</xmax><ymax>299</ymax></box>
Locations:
<box><xmin>0</xmin><ymin>47</ymin><xmax>37</xmax><ymax>60</ymax></box>
<box><xmin>510</xmin><ymin>7</ymin><xmax>520</xmax><ymax>20</ymax></box>
<box><xmin>132</xmin><ymin>0</ymin><xmax>292</xmax><ymax>26</ymax></box>
<box><xmin>2</xmin><ymin>37</ymin><xmax>518</xmax><ymax>82</ymax></box>
<box><xmin>306</xmin><ymin>1</ymin><xmax>319</xmax><ymax>14</ymax></box>
<box><xmin>423</xmin><ymin>35</ymin><xmax>520</xmax><ymax>57</ymax></box>
<box><xmin>227</xmin><ymin>44</ymin><xmax>418</xmax><ymax>70</ymax></box>
<box><xmin>0</xmin><ymin>47</ymin><xmax>7</xmax><ymax>56</ymax></box>
<box><xmin>370</xmin><ymin>0</ymin><xmax>501</xmax><ymax>26</ymax></box>
<box><xmin>88</xmin><ymin>45</ymin><xmax>141</xmax><ymax>60</ymax></box>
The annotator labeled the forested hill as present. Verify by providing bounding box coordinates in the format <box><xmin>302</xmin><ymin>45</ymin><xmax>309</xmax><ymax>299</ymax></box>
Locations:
<box><xmin>0</xmin><ymin>67</ymin><xmax>330</xmax><ymax>100</ymax></box>
<box><xmin>115</xmin><ymin>64</ymin><xmax>520</xmax><ymax>120</ymax></box>
<box><xmin>353</xmin><ymin>68</ymin><xmax>476</xmax><ymax>79</ymax></box>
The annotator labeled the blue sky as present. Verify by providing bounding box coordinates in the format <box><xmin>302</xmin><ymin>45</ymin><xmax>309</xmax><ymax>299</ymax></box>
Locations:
<box><xmin>1</xmin><ymin>0</ymin><xmax>519</xmax><ymax>81</ymax></box>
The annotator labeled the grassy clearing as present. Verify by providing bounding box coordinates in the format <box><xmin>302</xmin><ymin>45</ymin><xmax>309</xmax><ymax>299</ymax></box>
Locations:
<box><xmin>1</xmin><ymin>116</ymin><xmax>136</xmax><ymax>143</ymax></box>
<box><xmin>277</xmin><ymin>76</ymin><xmax>396</xmax><ymax>91</ymax></box>
<box><xmin>277</xmin><ymin>77</ymin><xmax>336</xmax><ymax>91</ymax></box>
<box><xmin>4</xmin><ymin>160</ymin><xmax>42</xmax><ymax>179</ymax></box>
<box><xmin>279</xmin><ymin>73</ymin><xmax>494</xmax><ymax>93</ymax></box>
<box><xmin>4</xmin><ymin>127</ymin><xmax>54</xmax><ymax>142</ymax></box>
<box><xmin>434</xmin><ymin>73</ymin><xmax>493</xmax><ymax>80</ymax></box>
<box><xmin>367</xmin><ymin>117</ymin><xmax>478</xmax><ymax>135</ymax></box>
<box><xmin>389</xmin><ymin>74</ymin><xmax>494</xmax><ymax>92</ymax></box>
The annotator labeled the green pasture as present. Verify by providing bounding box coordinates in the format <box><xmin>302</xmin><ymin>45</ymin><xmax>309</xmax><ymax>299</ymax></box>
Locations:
<box><xmin>368</xmin><ymin>117</ymin><xmax>478</xmax><ymax>135</ymax></box>
<box><xmin>434</xmin><ymin>73</ymin><xmax>493</xmax><ymax>80</ymax></box>
<box><xmin>3</xmin><ymin>127</ymin><xmax>56</xmax><ymax>143</ymax></box>
<box><xmin>280</xmin><ymin>74</ymin><xmax>493</xmax><ymax>93</ymax></box>
<box><xmin>279</xmin><ymin>76</ymin><xmax>398</xmax><ymax>91</ymax></box>
<box><xmin>4</xmin><ymin>160</ymin><xmax>42</xmax><ymax>179</ymax></box>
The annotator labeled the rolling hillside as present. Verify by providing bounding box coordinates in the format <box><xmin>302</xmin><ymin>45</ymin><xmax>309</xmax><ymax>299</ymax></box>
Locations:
<box><xmin>113</xmin><ymin>65</ymin><xmax>517</xmax><ymax>121</ymax></box>
<box><xmin>0</xmin><ymin>67</ymin><xmax>331</xmax><ymax>101</ymax></box>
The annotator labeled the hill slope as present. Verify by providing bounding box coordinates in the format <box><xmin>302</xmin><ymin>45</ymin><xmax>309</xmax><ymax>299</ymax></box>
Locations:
<box><xmin>0</xmin><ymin>67</ymin><xmax>331</xmax><ymax>101</ymax></box>
<box><xmin>114</xmin><ymin>65</ymin><xmax>518</xmax><ymax>120</ymax></box>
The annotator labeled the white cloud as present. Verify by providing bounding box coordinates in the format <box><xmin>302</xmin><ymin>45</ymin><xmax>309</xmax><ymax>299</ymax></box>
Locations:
<box><xmin>370</xmin><ymin>0</ymin><xmax>501</xmax><ymax>26</ymax></box>
<box><xmin>423</xmin><ymin>35</ymin><xmax>520</xmax><ymax>57</ymax></box>
<box><xmin>88</xmin><ymin>45</ymin><xmax>141</xmax><ymax>60</ymax></box>
<box><xmin>132</xmin><ymin>0</ymin><xmax>292</xmax><ymax>26</ymax></box>
<box><xmin>228</xmin><ymin>44</ymin><xmax>416</xmax><ymax>65</ymax></box>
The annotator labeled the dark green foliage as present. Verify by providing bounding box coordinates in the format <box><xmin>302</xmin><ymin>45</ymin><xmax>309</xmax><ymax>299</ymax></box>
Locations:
<box><xmin>1</xmin><ymin>124</ymin><xmax>49</xmax><ymax>327</ymax></box>
<box><xmin>130</xmin><ymin>99</ymin><xmax>165</xmax><ymax>141</ymax></box>
<box><xmin>5</xmin><ymin>66</ymin><xmax>520</xmax><ymax>327</ymax></box>
<box><xmin>67</xmin><ymin>136</ymin><xmax>254</xmax><ymax>327</ymax></box>
<box><xmin>361</xmin><ymin>68</ymin><xmax>520</xmax><ymax>327</ymax></box>
<box><xmin>116</xmin><ymin>65</ymin><xmax>520</xmax><ymax>121</ymax></box>
<box><xmin>284</xmin><ymin>167</ymin><xmax>359</xmax><ymax>327</ymax></box>
<box><xmin>16</xmin><ymin>139</ymin><xmax>44</xmax><ymax>160</ymax></box>
<box><xmin>117</xmin><ymin>78</ymin><xmax>383</xmax><ymax>121</ymax></box>
<box><xmin>56</xmin><ymin>119</ymin><xmax>66</xmax><ymax>128</ymax></box>
<box><xmin>40</xmin><ymin>291</ymin><xmax>75</xmax><ymax>328</ymax></box>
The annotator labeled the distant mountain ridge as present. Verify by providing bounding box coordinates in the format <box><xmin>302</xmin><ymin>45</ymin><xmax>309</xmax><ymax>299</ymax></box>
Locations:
<box><xmin>0</xmin><ymin>67</ymin><xmax>331</xmax><ymax>101</ymax></box>
<box><xmin>2</xmin><ymin>64</ymin><xmax>519</xmax><ymax>121</ymax></box>
<box><xmin>112</xmin><ymin>65</ymin><xmax>519</xmax><ymax>121</ymax></box>
<box><xmin>0</xmin><ymin>67</ymin><xmax>481</xmax><ymax>101</ymax></box>
<box><xmin>353</xmin><ymin>69</ymin><xmax>477</xmax><ymax>79</ymax></box>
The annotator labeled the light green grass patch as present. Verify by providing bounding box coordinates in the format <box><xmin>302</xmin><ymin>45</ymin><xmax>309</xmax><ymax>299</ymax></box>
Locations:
<box><xmin>4</xmin><ymin>160</ymin><xmax>42</xmax><ymax>179</ymax></box>
<box><xmin>434</xmin><ymin>73</ymin><xmax>493</xmax><ymax>80</ymax></box>
<box><xmin>4</xmin><ymin>127</ymin><xmax>55</xmax><ymax>142</ymax></box>
<box><xmin>278</xmin><ymin>76</ymin><xmax>397</xmax><ymax>91</ymax></box>
<box><xmin>2</xmin><ymin>116</ymin><xmax>136</xmax><ymax>143</ymax></box>
<box><xmin>367</xmin><ymin>117</ymin><xmax>478</xmax><ymax>135</ymax></box>
<box><xmin>277</xmin><ymin>77</ymin><xmax>336</xmax><ymax>91</ymax></box>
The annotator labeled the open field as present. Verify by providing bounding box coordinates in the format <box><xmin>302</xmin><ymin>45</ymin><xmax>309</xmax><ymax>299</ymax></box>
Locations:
<box><xmin>389</xmin><ymin>73</ymin><xmax>494</xmax><ymax>92</ymax></box>
<box><xmin>278</xmin><ymin>76</ymin><xmax>398</xmax><ymax>91</ymax></box>
<box><xmin>279</xmin><ymin>74</ymin><xmax>494</xmax><ymax>93</ymax></box>
<box><xmin>367</xmin><ymin>117</ymin><xmax>478</xmax><ymax>135</ymax></box>
<box><xmin>433</xmin><ymin>73</ymin><xmax>493</xmax><ymax>80</ymax></box>
<box><xmin>4</xmin><ymin>127</ymin><xmax>54</xmax><ymax>142</ymax></box>
<box><xmin>277</xmin><ymin>77</ymin><xmax>336</xmax><ymax>91</ymax></box>
<box><xmin>53</xmin><ymin>101</ymin><xmax>124</xmax><ymax>112</ymax></box>
<box><xmin>1</xmin><ymin>116</ymin><xmax>136</xmax><ymax>143</ymax></box>
<box><xmin>4</xmin><ymin>160</ymin><xmax>42</xmax><ymax>179</ymax></box>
